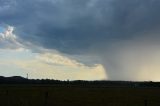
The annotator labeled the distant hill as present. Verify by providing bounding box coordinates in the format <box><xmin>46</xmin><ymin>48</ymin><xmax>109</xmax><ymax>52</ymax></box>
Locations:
<box><xmin>0</xmin><ymin>76</ymin><xmax>28</xmax><ymax>84</ymax></box>
<box><xmin>0</xmin><ymin>76</ymin><xmax>160</xmax><ymax>88</ymax></box>
<box><xmin>7</xmin><ymin>76</ymin><xmax>27</xmax><ymax>80</ymax></box>
<box><xmin>0</xmin><ymin>76</ymin><xmax>27</xmax><ymax>80</ymax></box>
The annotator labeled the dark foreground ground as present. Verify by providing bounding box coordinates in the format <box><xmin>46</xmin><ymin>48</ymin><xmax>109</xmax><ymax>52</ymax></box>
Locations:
<box><xmin>0</xmin><ymin>85</ymin><xmax>159</xmax><ymax>106</ymax></box>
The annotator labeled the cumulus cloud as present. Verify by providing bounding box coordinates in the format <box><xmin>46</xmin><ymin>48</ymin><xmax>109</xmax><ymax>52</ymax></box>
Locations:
<box><xmin>0</xmin><ymin>26</ymin><xmax>16</xmax><ymax>39</ymax></box>
<box><xmin>1</xmin><ymin>0</ymin><xmax>160</xmax><ymax>80</ymax></box>
<box><xmin>0</xmin><ymin>26</ymin><xmax>24</xmax><ymax>49</ymax></box>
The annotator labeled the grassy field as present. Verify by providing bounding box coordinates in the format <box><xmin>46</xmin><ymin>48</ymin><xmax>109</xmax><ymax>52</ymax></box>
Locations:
<box><xmin>0</xmin><ymin>85</ymin><xmax>159</xmax><ymax>106</ymax></box>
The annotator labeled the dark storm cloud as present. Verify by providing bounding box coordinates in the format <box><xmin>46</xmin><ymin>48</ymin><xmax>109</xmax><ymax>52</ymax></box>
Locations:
<box><xmin>1</xmin><ymin>0</ymin><xmax>160</xmax><ymax>80</ymax></box>
<box><xmin>0</xmin><ymin>0</ymin><xmax>159</xmax><ymax>52</ymax></box>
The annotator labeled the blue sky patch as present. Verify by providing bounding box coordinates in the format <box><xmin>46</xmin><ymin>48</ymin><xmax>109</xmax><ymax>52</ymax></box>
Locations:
<box><xmin>0</xmin><ymin>26</ymin><xmax>4</xmax><ymax>33</ymax></box>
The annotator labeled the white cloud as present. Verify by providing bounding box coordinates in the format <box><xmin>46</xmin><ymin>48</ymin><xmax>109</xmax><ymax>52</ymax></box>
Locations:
<box><xmin>0</xmin><ymin>26</ymin><xmax>24</xmax><ymax>49</ymax></box>
<box><xmin>0</xmin><ymin>26</ymin><xmax>16</xmax><ymax>40</ymax></box>
<box><xmin>36</xmin><ymin>53</ymin><xmax>85</xmax><ymax>67</ymax></box>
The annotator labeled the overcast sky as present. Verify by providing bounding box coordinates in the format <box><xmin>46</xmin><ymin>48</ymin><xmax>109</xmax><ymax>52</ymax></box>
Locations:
<box><xmin>0</xmin><ymin>0</ymin><xmax>160</xmax><ymax>81</ymax></box>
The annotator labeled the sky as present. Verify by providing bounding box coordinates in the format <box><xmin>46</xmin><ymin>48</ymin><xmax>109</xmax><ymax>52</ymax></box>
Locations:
<box><xmin>0</xmin><ymin>0</ymin><xmax>160</xmax><ymax>81</ymax></box>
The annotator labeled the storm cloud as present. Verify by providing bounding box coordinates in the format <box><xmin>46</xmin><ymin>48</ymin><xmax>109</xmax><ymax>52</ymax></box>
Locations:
<box><xmin>1</xmin><ymin>0</ymin><xmax>160</xmax><ymax>80</ymax></box>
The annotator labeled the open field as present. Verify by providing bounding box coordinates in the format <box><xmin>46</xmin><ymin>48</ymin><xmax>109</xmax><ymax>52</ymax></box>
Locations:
<box><xmin>0</xmin><ymin>85</ymin><xmax>159</xmax><ymax>106</ymax></box>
